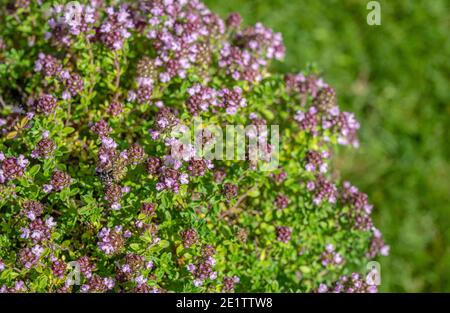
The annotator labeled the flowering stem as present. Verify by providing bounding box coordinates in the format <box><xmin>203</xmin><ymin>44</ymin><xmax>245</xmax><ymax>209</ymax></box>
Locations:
<box><xmin>66</xmin><ymin>100</ymin><xmax>71</xmax><ymax>126</ymax></box>
<box><xmin>0</xmin><ymin>94</ymin><xmax>5</xmax><ymax>108</ymax></box>
<box><xmin>113</xmin><ymin>52</ymin><xmax>122</xmax><ymax>102</ymax></box>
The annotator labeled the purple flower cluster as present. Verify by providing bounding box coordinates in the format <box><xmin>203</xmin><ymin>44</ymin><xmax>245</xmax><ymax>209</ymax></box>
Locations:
<box><xmin>323</xmin><ymin>111</ymin><xmax>360</xmax><ymax>148</ymax></box>
<box><xmin>126</xmin><ymin>143</ymin><xmax>147</xmax><ymax>166</ymax></box>
<box><xmin>218</xmin><ymin>87</ymin><xmax>247</xmax><ymax>115</ymax></box>
<box><xmin>104</xmin><ymin>183</ymin><xmax>124</xmax><ymax>209</ymax></box>
<box><xmin>314</xmin><ymin>85</ymin><xmax>337</xmax><ymax>110</ymax></box>
<box><xmin>97</xmin><ymin>137</ymin><xmax>118</xmax><ymax>163</ymax></box>
<box><xmin>188</xmin><ymin>159</ymin><xmax>213</xmax><ymax>177</ymax></box>
<box><xmin>339</xmin><ymin>181</ymin><xmax>389</xmax><ymax>257</ymax></box>
<box><xmin>270</xmin><ymin>168</ymin><xmax>287</xmax><ymax>184</ymax></box>
<box><xmin>186</xmin><ymin>84</ymin><xmax>218</xmax><ymax>115</ymax></box>
<box><xmin>288</xmin><ymin>73</ymin><xmax>361</xmax><ymax>147</ymax></box>
<box><xmin>152</xmin><ymin>107</ymin><xmax>179</xmax><ymax>136</ymax></box>
<box><xmin>19</xmin><ymin>247</ymin><xmax>43</xmax><ymax>270</ymax></box>
<box><xmin>317</xmin><ymin>273</ymin><xmax>377</xmax><ymax>293</ymax></box>
<box><xmin>129</xmin><ymin>77</ymin><xmax>154</xmax><ymax>105</ymax></box>
<box><xmin>35</xmin><ymin>54</ymin><xmax>84</xmax><ymax>99</ymax></box>
<box><xmin>223</xmin><ymin>183</ymin><xmax>238</xmax><ymax>200</ymax></box>
<box><xmin>96</xmin><ymin>137</ymin><xmax>128</xmax><ymax>185</ymax></box>
<box><xmin>20</xmin><ymin>217</ymin><xmax>56</xmax><ymax>244</ymax></box>
<box><xmin>51</xmin><ymin>259</ymin><xmax>67</xmax><ymax>279</ymax></box>
<box><xmin>107</xmin><ymin>101</ymin><xmax>124</xmax><ymax>117</ymax></box>
<box><xmin>307</xmin><ymin>175</ymin><xmax>338</xmax><ymax>205</ymax></box>
<box><xmin>275</xmin><ymin>193</ymin><xmax>290</xmax><ymax>210</ymax></box>
<box><xmin>78</xmin><ymin>256</ymin><xmax>96</xmax><ymax>279</ymax></box>
<box><xmin>276</xmin><ymin>226</ymin><xmax>292</xmax><ymax>243</ymax></box>
<box><xmin>16</xmin><ymin>210</ymin><xmax>56</xmax><ymax>271</ymax></box>
<box><xmin>294</xmin><ymin>106</ymin><xmax>319</xmax><ymax>135</ymax></box>
<box><xmin>34</xmin><ymin>94</ymin><xmax>58</xmax><ymax>116</ymax></box>
<box><xmin>180</xmin><ymin>228</ymin><xmax>198</xmax><ymax>249</ymax></box>
<box><xmin>43</xmin><ymin>170</ymin><xmax>72</xmax><ymax>193</ymax></box>
<box><xmin>222</xmin><ymin>276</ymin><xmax>240</xmax><ymax>292</ymax></box>
<box><xmin>146</xmin><ymin>156</ymin><xmax>162</xmax><ymax>175</ymax></box>
<box><xmin>213</xmin><ymin>168</ymin><xmax>226</xmax><ymax>183</ymax></box>
<box><xmin>116</xmin><ymin>253</ymin><xmax>148</xmax><ymax>283</ymax></box>
<box><xmin>187</xmin><ymin>245</ymin><xmax>218</xmax><ymax>287</ymax></box>
<box><xmin>320</xmin><ymin>244</ymin><xmax>344</xmax><ymax>267</ymax></box>
<box><xmin>81</xmin><ymin>275</ymin><xmax>115</xmax><ymax>293</ymax></box>
<box><xmin>226</xmin><ymin>13</ymin><xmax>242</xmax><ymax>29</ymax></box>
<box><xmin>367</xmin><ymin>228</ymin><xmax>390</xmax><ymax>258</ymax></box>
<box><xmin>43</xmin><ymin>0</ymin><xmax>229</xmax><ymax>84</ymax></box>
<box><xmin>136</xmin><ymin>57</ymin><xmax>158</xmax><ymax>81</ymax></box>
<box><xmin>21</xmin><ymin>200</ymin><xmax>44</xmax><ymax>221</ymax></box>
<box><xmin>164</xmin><ymin>142</ymin><xmax>195</xmax><ymax>171</ymax></box>
<box><xmin>133</xmin><ymin>283</ymin><xmax>162</xmax><ymax>293</ymax></box>
<box><xmin>185</xmin><ymin>84</ymin><xmax>247</xmax><ymax>116</ymax></box>
<box><xmin>31</xmin><ymin>135</ymin><xmax>56</xmax><ymax>159</ymax></box>
<box><xmin>46</xmin><ymin>3</ymin><xmax>99</xmax><ymax>46</ymax></box>
<box><xmin>237</xmin><ymin>23</ymin><xmax>285</xmax><ymax>59</ymax></box>
<box><xmin>34</xmin><ymin>53</ymin><xmax>62</xmax><ymax>77</ymax></box>
<box><xmin>285</xmin><ymin>73</ymin><xmax>325</xmax><ymax>99</ymax></box>
<box><xmin>202</xmin><ymin>244</ymin><xmax>216</xmax><ymax>258</ymax></box>
<box><xmin>61</xmin><ymin>72</ymin><xmax>84</xmax><ymax>100</ymax></box>
<box><xmin>153</xmin><ymin>166</ymin><xmax>188</xmax><ymax>193</ymax></box>
<box><xmin>91</xmin><ymin>119</ymin><xmax>113</xmax><ymax>138</ymax></box>
<box><xmin>0</xmin><ymin>154</ymin><xmax>29</xmax><ymax>184</ymax></box>
<box><xmin>94</xmin><ymin>136</ymin><xmax>138</xmax><ymax>205</ymax></box>
<box><xmin>142</xmin><ymin>0</ymin><xmax>225</xmax><ymax>83</ymax></box>
<box><xmin>0</xmin><ymin>280</ymin><xmax>27</xmax><ymax>293</ymax></box>
<box><xmin>97</xmin><ymin>226</ymin><xmax>126</xmax><ymax>255</ymax></box>
<box><xmin>141</xmin><ymin>202</ymin><xmax>157</xmax><ymax>217</ymax></box>
<box><xmin>219</xmin><ymin>22</ymin><xmax>285</xmax><ymax>82</ymax></box>
<box><xmin>341</xmin><ymin>181</ymin><xmax>373</xmax><ymax>222</ymax></box>
<box><xmin>304</xmin><ymin>150</ymin><xmax>329</xmax><ymax>173</ymax></box>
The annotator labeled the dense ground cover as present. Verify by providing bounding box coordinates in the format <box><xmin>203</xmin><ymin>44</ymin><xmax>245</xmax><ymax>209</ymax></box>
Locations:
<box><xmin>0</xmin><ymin>0</ymin><xmax>391</xmax><ymax>292</ymax></box>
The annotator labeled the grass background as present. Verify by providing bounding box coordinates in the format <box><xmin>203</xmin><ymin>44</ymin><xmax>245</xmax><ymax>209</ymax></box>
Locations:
<box><xmin>205</xmin><ymin>0</ymin><xmax>450</xmax><ymax>292</ymax></box>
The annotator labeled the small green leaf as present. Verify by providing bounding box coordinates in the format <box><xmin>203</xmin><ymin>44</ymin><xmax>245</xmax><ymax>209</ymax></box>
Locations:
<box><xmin>62</xmin><ymin>127</ymin><xmax>75</xmax><ymax>135</ymax></box>
<box><xmin>28</xmin><ymin>164</ymin><xmax>41</xmax><ymax>177</ymax></box>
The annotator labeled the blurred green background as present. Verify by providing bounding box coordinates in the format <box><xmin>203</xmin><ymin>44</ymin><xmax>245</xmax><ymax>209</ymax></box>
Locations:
<box><xmin>205</xmin><ymin>0</ymin><xmax>450</xmax><ymax>292</ymax></box>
